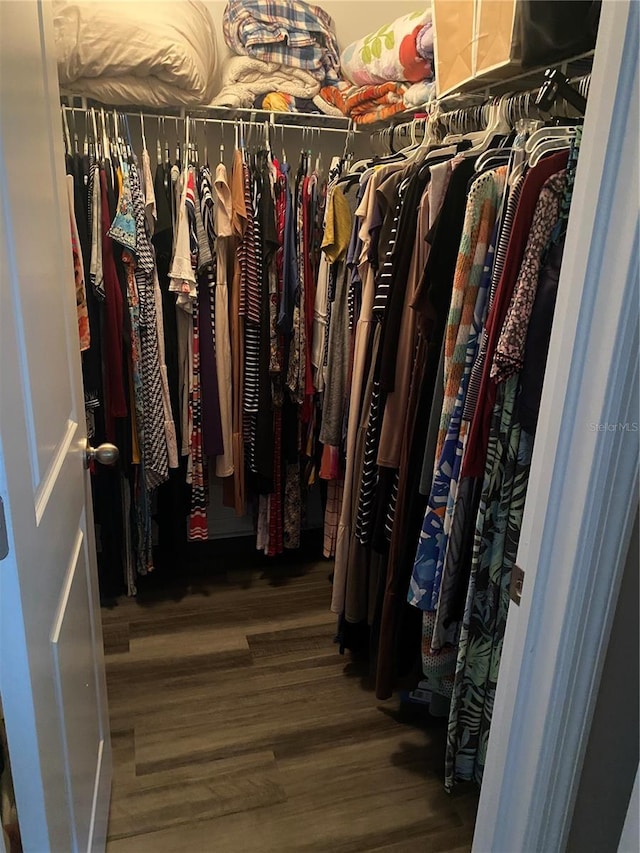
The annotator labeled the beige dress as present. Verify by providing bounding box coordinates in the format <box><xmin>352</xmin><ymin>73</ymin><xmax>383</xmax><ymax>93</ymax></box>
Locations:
<box><xmin>213</xmin><ymin>162</ymin><xmax>234</xmax><ymax>478</ymax></box>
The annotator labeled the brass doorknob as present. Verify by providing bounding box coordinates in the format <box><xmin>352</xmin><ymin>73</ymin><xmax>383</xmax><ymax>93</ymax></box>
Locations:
<box><xmin>85</xmin><ymin>442</ymin><xmax>119</xmax><ymax>468</ymax></box>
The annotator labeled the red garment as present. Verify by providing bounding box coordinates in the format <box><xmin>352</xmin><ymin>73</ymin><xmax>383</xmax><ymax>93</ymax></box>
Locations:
<box><xmin>188</xmin><ymin>299</ymin><xmax>209</xmax><ymax>541</ymax></box>
<box><xmin>462</xmin><ymin>151</ymin><xmax>569</xmax><ymax>478</ymax></box>
<box><xmin>267</xmin><ymin>407</ymin><xmax>284</xmax><ymax>556</ymax></box>
<box><xmin>267</xmin><ymin>164</ymin><xmax>287</xmax><ymax>557</ymax></box>
<box><xmin>100</xmin><ymin>169</ymin><xmax>127</xmax><ymax>442</ymax></box>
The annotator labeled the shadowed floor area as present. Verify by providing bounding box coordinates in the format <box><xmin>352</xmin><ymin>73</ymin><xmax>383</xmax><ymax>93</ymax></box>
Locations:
<box><xmin>102</xmin><ymin>544</ymin><xmax>478</xmax><ymax>852</ymax></box>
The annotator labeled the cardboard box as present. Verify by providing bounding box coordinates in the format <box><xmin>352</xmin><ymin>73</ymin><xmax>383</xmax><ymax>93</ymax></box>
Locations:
<box><xmin>433</xmin><ymin>0</ymin><xmax>520</xmax><ymax>97</ymax></box>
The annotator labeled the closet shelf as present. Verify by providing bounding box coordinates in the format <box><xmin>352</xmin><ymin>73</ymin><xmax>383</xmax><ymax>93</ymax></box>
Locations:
<box><xmin>361</xmin><ymin>49</ymin><xmax>595</xmax><ymax>132</ymax></box>
<box><xmin>60</xmin><ymin>94</ymin><xmax>356</xmax><ymax>134</ymax></box>
<box><xmin>434</xmin><ymin>51</ymin><xmax>595</xmax><ymax>105</ymax></box>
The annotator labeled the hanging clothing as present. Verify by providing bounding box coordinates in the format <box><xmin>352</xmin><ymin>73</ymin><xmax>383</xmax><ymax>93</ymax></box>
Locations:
<box><xmin>462</xmin><ymin>150</ymin><xmax>569</xmax><ymax>480</ymax></box>
<box><xmin>66</xmin><ymin>174</ymin><xmax>91</xmax><ymax>352</ymax></box>
<box><xmin>213</xmin><ymin>162</ymin><xmax>235</xmax><ymax>477</ymax></box>
<box><xmin>224</xmin><ymin>150</ymin><xmax>248</xmax><ymax>516</ymax></box>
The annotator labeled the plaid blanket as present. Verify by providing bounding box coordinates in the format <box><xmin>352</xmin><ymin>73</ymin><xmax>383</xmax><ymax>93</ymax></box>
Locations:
<box><xmin>223</xmin><ymin>0</ymin><xmax>340</xmax><ymax>84</ymax></box>
<box><xmin>319</xmin><ymin>81</ymin><xmax>408</xmax><ymax>125</ymax></box>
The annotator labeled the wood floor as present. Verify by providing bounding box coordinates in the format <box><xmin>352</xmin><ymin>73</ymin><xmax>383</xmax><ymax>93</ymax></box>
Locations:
<box><xmin>102</xmin><ymin>546</ymin><xmax>478</xmax><ymax>852</ymax></box>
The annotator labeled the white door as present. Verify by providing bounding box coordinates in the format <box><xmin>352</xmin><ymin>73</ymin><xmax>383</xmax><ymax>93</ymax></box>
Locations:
<box><xmin>0</xmin><ymin>2</ymin><xmax>112</xmax><ymax>852</ymax></box>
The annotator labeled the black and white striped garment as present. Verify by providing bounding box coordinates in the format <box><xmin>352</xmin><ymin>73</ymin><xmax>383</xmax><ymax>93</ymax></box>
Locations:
<box><xmin>194</xmin><ymin>173</ymin><xmax>217</xmax><ymax>361</ymax></box>
<box><xmin>384</xmin><ymin>469</ymin><xmax>399</xmax><ymax>543</ymax></box>
<box><xmin>371</xmin><ymin>183</ymin><xmax>406</xmax><ymax>317</ymax></box>
<box><xmin>243</xmin><ymin>164</ymin><xmax>263</xmax><ymax>474</ymax></box>
<box><xmin>88</xmin><ymin>162</ymin><xmax>106</xmax><ymax>300</ymax></box>
<box><xmin>463</xmin><ymin>174</ymin><xmax>525</xmax><ymax>423</ymax></box>
<box><xmin>185</xmin><ymin>167</ymin><xmax>199</xmax><ymax>270</ymax></box>
<box><xmin>129</xmin><ymin>161</ymin><xmax>169</xmax><ymax>491</ymax></box>
<box><xmin>355</xmin><ymin>379</ymin><xmax>383</xmax><ymax>545</ymax></box>
<box><xmin>198</xmin><ymin>166</ymin><xmax>216</xmax><ymax>252</ymax></box>
<box><xmin>241</xmin><ymin>163</ymin><xmax>261</xmax><ymax>422</ymax></box>
<box><xmin>354</xmin><ymin>182</ymin><xmax>406</xmax><ymax>544</ymax></box>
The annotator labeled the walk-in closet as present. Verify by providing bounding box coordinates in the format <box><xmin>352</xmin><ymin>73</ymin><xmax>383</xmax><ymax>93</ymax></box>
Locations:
<box><xmin>0</xmin><ymin>2</ymin><xmax>637</xmax><ymax>852</ymax></box>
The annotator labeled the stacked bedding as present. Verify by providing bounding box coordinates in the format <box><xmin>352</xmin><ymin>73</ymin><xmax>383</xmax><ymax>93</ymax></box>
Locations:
<box><xmin>215</xmin><ymin>0</ymin><xmax>340</xmax><ymax>113</ymax></box>
<box><xmin>53</xmin><ymin>0</ymin><xmax>219</xmax><ymax>107</ymax></box>
<box><xmin>222</xmin><ymin>0</ymin><xmax>340</xmax><ymax>83</ymax></box>
<box><xmin>211</xmin><ymin>56</ymin><xmax>322</xmax><ymax>110</ymax></box>
<box><xmin>318</xmin><ymin>7</ymin><xmax>437</xmax><ymax>125</ymax></box>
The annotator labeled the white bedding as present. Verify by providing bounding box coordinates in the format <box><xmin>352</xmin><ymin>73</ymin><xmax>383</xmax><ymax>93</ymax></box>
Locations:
<box><xmin>53</xmin><ymin>1</ymin><xmax>218</xmax><ymax>107</ymax></box>
<box><xmin>210</xmin><ymin>56</ymin><xmax>320</xmax><ymax>110</ymax></box>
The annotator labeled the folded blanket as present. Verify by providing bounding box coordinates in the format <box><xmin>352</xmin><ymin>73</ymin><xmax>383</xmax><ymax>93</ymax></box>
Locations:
<box><xmin>211</xmin><ymin>56</ymin><xmax>320</xmax><ymax>109</ymax></box>
<box><xmin>404</xmin><ymin>79</ymin><xmax>437</xmax><ymax>108</ymax></box>
<box><xmin>223</xmin><ymin>0</ymin><xmax>340</xmax><ymax>84</ymax></box>
<box><xmin>54</xmin><ymin>0</ymin><xmax>218</xmax><ymax>107</ymax></box>
<box><xmin>340</xmin><ymin>8</ymin><xmax>434</xmax><ymax>87</ymax></box>
<box><xmin>320</xmin><ymin>82</ymin><xmax>409</xmax><ymax>126</ymax></box>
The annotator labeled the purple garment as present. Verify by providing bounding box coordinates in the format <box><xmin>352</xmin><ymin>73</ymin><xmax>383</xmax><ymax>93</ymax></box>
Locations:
<box><xmin>416</xmin><ymin>22</ymin><xmax>434</xmax><ymax>61</ymax></box>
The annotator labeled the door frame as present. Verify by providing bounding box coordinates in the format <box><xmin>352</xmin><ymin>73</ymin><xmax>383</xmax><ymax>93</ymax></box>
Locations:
<box><xmin>474</xmin><ymin>1</ymin><xmax>639</xmax><ymax>851</ymax></box>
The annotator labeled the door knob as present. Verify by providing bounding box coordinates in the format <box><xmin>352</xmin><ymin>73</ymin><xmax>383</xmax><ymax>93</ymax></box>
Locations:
<box><xmin>85</xmin><ymin>442</ymin><xmax>119</xmax><ymax>468</ymax></box>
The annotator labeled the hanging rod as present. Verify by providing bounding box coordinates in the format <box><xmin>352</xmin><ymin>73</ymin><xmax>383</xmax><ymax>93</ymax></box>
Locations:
<box><xmin>369</xmin><ymin>71</ymin><xmax>591</xmax><ymax>155</ymax></box>
<box><xmin>60</xmin><ymin>96</ymin><xmax>355</xmax><ymax>134</ymax></box>
<box><xmin>436</xmin><ymin>50</ymin><xmax>595</xmax><ymax>105</ymax></box>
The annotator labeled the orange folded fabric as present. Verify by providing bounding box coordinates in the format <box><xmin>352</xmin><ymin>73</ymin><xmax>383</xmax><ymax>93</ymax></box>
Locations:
<box><xmin>319</xmin><ymin>81</ymin><xmax>408</xmax><ymax>124</ymax></box>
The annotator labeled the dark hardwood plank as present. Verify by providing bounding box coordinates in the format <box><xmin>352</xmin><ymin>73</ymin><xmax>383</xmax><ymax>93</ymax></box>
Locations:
<box><xmin>104</xmin><ymin>559</ymin><xmax>478</xmax><ymax>852</ymax></box>
<box><xmin>102</xmin><ymin>622</ymin><xmax>130</xmax><ymax>655</ymax></box>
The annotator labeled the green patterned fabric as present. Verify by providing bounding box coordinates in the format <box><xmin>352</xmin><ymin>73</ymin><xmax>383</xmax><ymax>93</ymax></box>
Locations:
<box><xmin>445</xmin><ymin>375</ymin><xmax>534</xmax><ymax>789</ymax></box>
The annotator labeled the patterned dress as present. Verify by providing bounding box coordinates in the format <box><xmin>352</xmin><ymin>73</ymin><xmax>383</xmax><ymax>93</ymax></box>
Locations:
<box><xmin>445</xmin><ymin>170</ymin><xmax>567</xmax><ymax>791</ymax></box>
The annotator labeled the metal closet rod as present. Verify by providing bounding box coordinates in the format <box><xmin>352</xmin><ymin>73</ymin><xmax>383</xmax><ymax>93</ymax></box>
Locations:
<box><xmin>59</xmin><ymin>102</ymin><xmax>356</xmax><ymax>135</ymax></box>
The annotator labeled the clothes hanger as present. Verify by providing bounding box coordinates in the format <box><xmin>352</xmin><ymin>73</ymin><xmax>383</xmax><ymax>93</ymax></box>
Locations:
<box><xmin>62</xmin><ymin>107</ymin><xmax>72</xmax><ymax>157</ymax></box>
<box><xmin>528</xmin><ymin>135</ymin><xmax>574</xmax><ymax>168</ymax></box>
<box><xmin>462</xmin><ymin>96</ymin><xmax>511</xmax><ymax>157</ymax></box>
<box><xmin>475</xmin><ymin>96</ymin><xmax>520</xmax><ymax>172</ymax></box>
<box><xmin>90</xmin><ymin>107</ymin><xmax>100</xmax><ymax>160</ymax></box>
<box><xmin>140</xmin><ymin>112</ymin><xmax>147</xmax><ymax>155</ymax></box>
<box><xmin>81</xmin><ymin>109</ymin><xmax>89</xmax><ymax>157</ymax></box>
<box><xmin>174</xmin><ymin>118</ymin><xmax>181</xmax><ymax>167</ymax></box>
<box><xmin>99</xmin><ymin>108</ymin><xmax>110</xmax><ymax>167</ymax></box>
<box><xmin>524</xmin><ymin>124</ymin><xmax>578</xmax><ymax>153</ymax></box>
<box><xmin>350</xmin><ymin>116</ymin><xmax>416</xmax><ymax>175</ymax></box>
<box><xmin>109</xmin><ymin>111</ymin><xmax>122</xmax><ymax>171</ymax></box>
<box><xmin>161</xmin><ymin>118</ymin><xmax>170</xmax><ymax>165</ymax></box>
<box><xmin>70</xmin><ymin>108</ymin><xmax>79</xmax><ymax>154</ymax></box>
<box><xmin>123</xmin><ymin>113</ymin><xmax>134</xmax><ymax>160</ymax></box>
<box><xmin>202</xmin><ymin>118</ymin><xmax>209</xmax><ymax>167</ymax></box>
<box><xmin>156</xmin><ymin>117</ymin><xmax>163</xmax><ymax>165</ymax></box>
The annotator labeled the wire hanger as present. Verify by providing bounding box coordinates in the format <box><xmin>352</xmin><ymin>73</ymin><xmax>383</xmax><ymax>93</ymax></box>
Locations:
<box><xmin>140</xmin><ymin>111</ymin><xmax>147</xmax><ymax>154</ymax></box>
<box><xmin>70</xmin><ymin>107</ymin><xmax>79</xmax><ymax>154</ymax></box>
<box><xmin>90</xmin><ymin>107</ymin><xmax>100</xmax><ymax>160</ymax></box>
<box><xmin>218</xmin><ymin>117</ymin><xmax>226</xmax><ymax>165</ymax></box>
<box><xmin>156</xmin><ymin>117</ymin><xmax>163</xmax><ymax>165</ymax></box>
<box><xmin>175</xmin><ymin>117</ymin><xmax>181</xmax><ymax>166</ymax></box>
<box><xmin>123</xmin><ymin>113</ymin><xmax>134</xmax><ymax>159</ymax></box>
<box><xmin>62</xmin><ymin>107</ymin><xmax>72</xmax><ymax>156</ymax></box>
